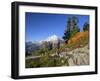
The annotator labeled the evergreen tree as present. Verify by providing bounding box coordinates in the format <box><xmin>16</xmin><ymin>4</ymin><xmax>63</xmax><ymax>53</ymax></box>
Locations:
<box><xmin>83</xmin><ymin>22</ymin><xmax>89</xmax><ymax>31</ymax></box>
<box><xmin>71</xmin><ymin>16</ymin><xmax>80</xmax><ymax>37</ymax></box>
<box><xmin>62</xmin><ymin>17</ymin><xmax>71</xmax><ymax>42</ymax></box>
<box><xmin>71</xmin><ymin>16</ymin><xmax>78</xmax><ymax>29</ymax></box>
<box><xmin>62</xmin><ymin>16</ymin><xmax>80</xmax><ymax>43</ymax></box>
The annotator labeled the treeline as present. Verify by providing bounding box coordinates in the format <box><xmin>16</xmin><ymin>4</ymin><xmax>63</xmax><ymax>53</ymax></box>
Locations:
<box><xmin>62</xmin><ymin>16</ymin><xmax>89</xmax><ymax>43</ymax></box>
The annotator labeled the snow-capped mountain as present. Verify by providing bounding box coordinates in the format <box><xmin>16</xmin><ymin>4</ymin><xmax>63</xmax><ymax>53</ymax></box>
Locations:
<box><xmin>45</xmin><ymin>35</ymin><xmax>59</xmax><ymax>43</ymax></box>
<box><xmin>39</xmin><ymin>35</ymin><xmax>62</xmax><ymax>44</ymax></box>
<box><xmin>26</xmin><ymin>35</ymin><xmax>64</xmax><ymax>55</ymax></box>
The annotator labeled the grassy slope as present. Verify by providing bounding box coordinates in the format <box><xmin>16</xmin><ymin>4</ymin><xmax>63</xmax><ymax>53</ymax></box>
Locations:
<box><xmin>60</xmin><ymin>31</ymin><xmax>89</xmax><ymax>51</ymax></box>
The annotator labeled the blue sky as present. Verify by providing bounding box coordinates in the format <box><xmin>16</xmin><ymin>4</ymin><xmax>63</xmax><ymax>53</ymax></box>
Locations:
<box><xmin>25</xmin><ymin>12</ymin><xmax>89</xmax><ymax>42</ymax></box>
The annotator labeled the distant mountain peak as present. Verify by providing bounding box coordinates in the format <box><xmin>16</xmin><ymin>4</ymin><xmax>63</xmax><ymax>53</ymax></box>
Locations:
<box><xmin>45</xmin><ymin>35</ymin><xmax>59</xmax><ymax>42</ymax></box>
<box><xmin>39</xmin><ymin>35</ymin><xmax>60</xmax><ymax>44</ymax></box>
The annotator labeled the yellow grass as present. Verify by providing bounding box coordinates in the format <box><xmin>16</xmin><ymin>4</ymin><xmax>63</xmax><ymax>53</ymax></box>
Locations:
<box><xmin>68</xmin><ymin>31</ymin><xmax>89</xmax><ymax>44</ymax></box>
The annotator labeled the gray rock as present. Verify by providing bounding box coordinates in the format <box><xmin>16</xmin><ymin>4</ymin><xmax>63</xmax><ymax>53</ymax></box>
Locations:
<box><xmin>65</xmin><ymin>45</ymin><xmax>89</xmax><ymax>66</ymax></box>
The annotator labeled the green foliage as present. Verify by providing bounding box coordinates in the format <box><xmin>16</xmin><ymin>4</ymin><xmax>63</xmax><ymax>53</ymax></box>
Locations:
<box><xmin>38</xmin><ymin>48</ymin><xmax>45</xmax><ymax>54</ymax></box>
<box><xmin>26</xmin><ymin>59</ymin><xmax>40</xmax><ymax>68</ymax></box>
<box><xmin>72</xmin><ymin>16</ymin><xmax>79</xmax><ymax>27</ymax></box>
<box><xmin>26</xmin><ymin>54</ymin><xmax>70</xmax><ymax>68</ymax></box>
<box><xmin>48</xmin><ymin>42</ymin><xmax>53</xmax><ymax>50</ymax></box>
<box><xmin>83</xmin><ymin>22</ymin><xmax>89</xmax><ymax>31</ymax></box>
<box><xmin>71</xmin><ymin>26</ymin><xmax>80</xmax><ymax>37</ymax></box>
<box><xmin>31</xmin><ymin>49</ymin><xmax>45</xmax><ymax>56</ymax></box>
<box><xmin>63</xmin><ymin>17</ymin><xmax>71</xmax><ymax>41</ymax></box>
<box><xmin>62</xmin><ymin>16</ymin><xmax>80</xmax><ymax>42</ymax></box>
<box><xmin>39</xmin><ymin>54</ymin><xmax>49</xmax><ymax>67</ymax></box>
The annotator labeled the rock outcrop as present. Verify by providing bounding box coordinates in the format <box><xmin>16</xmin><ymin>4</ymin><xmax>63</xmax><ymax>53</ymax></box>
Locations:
<box><xmin>60</xmin><ymin>44</ymin><xmax>89</xmax><ymax>66</ymax></box>
<box><xmin>67</xmin><ymin>44</ymin><xmax>89</xmax><ymax>66</ymax></box>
